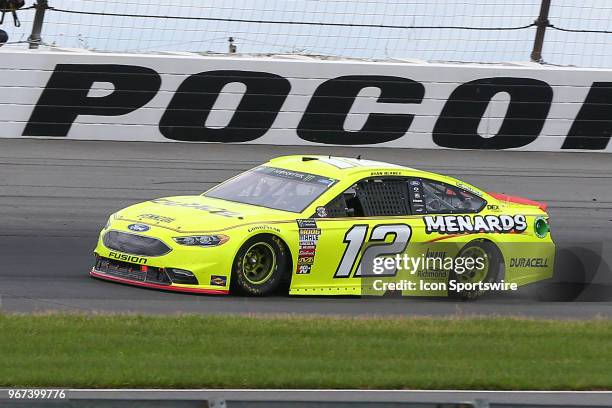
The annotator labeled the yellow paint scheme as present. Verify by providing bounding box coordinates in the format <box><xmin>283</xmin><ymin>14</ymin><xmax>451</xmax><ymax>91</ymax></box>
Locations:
<box><xmin>93</xmin><ymin>155</ymin><xmax>555</xmax><ymax>296</ymax></box>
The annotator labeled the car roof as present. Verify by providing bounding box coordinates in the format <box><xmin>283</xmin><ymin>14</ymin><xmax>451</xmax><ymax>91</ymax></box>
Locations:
<box><xmin>266</xmin><ymin>155</ymin><xmax>433</xmax><ymax>180</ymax></box>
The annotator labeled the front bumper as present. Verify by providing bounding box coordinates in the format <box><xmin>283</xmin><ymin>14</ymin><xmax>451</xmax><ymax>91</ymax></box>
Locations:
<box><xmin>90</xmin><ymin>268</ymin><xmax>228</xmax><ymax>294</ymax></box>
<box><xmin>93</xmin><ymin>223</ymin><xmax>235</xmax><ymax>294</ymax></box>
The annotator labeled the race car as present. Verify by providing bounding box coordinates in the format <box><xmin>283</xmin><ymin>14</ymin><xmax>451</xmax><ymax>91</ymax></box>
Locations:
<box><xmin>91</xmin><ymin>155</ymin><xmax>554</xmax><ymax>299</ymax></box>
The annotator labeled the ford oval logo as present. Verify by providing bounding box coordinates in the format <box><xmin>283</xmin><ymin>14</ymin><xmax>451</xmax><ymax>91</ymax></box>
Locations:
<box><xmin>128</xmin><ymin>224</ymin><xmax>150</xmax><ymax>232</ymax></box>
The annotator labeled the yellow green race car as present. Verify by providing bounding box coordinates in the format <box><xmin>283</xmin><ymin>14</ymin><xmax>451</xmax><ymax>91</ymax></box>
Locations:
<box><xmin>91</xmin><ymin>155</ymin><xmax>554</xmax><ymax>299</ymax></box>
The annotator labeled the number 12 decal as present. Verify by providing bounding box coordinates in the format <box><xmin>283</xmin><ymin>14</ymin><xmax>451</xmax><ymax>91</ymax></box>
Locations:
<box><xmin>334</xmin><ymin>224</ymin><xmax>412</xmax><ymax>278</ymax></box>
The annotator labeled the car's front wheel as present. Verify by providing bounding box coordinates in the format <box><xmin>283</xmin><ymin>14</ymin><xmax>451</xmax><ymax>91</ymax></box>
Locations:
<box><xmin>231</xmin><ymin>235</ymin><xmax>289</xmax><ymax>296</ymax></box>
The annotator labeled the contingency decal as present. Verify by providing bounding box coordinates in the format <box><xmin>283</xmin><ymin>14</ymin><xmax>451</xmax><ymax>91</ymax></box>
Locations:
<box><xmin>408</xmin><ymin>179</ymin><xmax>426</xmax><ymax>214</ymax></box>
<box><xmin>424</xmin><ymin>215</ymin><xmax>527</xmax><ymax>234</ymax></box>
<box><xmin>210</xmin><ymin>275</ymin><xmax>227</xmax><ymax>286</ymax></box>
<box><xmin>296</xmin><ymin>265</ymin><xmax>312</xmax><ymax>275</ymax></box>
<box><xmin>295</xmin><ymin>219</ymin><xmax>322</xmax><ymax>274</ymax></box>
<box><xmin>297</xmin><ymin>219</ymin><xmax>318</xmax><ymax>229</ymax></box>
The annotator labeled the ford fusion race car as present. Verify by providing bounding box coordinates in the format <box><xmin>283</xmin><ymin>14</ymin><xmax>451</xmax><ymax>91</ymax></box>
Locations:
<box><xmin>92</xmin><ymin>155</ymin><xmax>554</xmax><ymax>299</ymax></box>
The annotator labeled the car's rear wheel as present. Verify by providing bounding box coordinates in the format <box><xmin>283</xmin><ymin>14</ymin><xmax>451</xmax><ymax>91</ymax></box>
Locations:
<box><xmin>449</xmin><ymin>240</ymin><xmax>503</xmax><ymax>300</ymax></box>
<box><xmin>231</xmin><ymin>235</ymin><xmax>289</xmax><ymax>296</ymax></box>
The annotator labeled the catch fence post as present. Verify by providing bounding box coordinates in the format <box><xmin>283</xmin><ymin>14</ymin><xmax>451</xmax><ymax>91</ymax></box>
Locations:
<box><xmin>28</xmin><ymin>0</ymin><xmax>48</xmax><ymax>49</ymax></box>
<box><xmin>530</xmin><ymin>0</ymin><xmax>551</xmax><ymax>62</ymax></box>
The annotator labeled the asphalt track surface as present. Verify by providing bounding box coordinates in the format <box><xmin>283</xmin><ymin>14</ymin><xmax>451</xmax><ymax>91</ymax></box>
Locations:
<box><xmin>1</xmin><ymin>138</ymin><xmax>612</xmax><ymax>318</ymax></box>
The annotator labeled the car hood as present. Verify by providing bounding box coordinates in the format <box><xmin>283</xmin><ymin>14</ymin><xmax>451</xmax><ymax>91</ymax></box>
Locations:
<box><xmin>114</xmin><ymin>195</ymin><xmax>295</xmax><ymax>233</ymax></box>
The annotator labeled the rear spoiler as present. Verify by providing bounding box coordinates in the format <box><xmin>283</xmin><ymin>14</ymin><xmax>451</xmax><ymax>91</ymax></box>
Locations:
<box><xmin>488</xmin><ymin>192</ymin><xmax>548</xmax><ymax>212</ymax></box>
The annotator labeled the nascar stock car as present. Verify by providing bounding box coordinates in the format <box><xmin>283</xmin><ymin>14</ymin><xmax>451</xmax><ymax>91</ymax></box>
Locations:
<box><xmin>91</xmin><ymin>155</ymin><xmax>554</xmax><ymax>299</ymax></box>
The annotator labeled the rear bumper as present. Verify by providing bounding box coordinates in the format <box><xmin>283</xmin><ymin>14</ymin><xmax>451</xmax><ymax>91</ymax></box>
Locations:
<box><xmin>90</xmin><ymin>269</ymin><xmax>229</xmax><ymax>295</ymax></box>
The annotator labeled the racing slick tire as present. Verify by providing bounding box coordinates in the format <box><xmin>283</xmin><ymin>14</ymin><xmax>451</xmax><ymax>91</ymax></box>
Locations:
<box><xmin>231</xmin><ymin>234</ymin><xmax>289</xmax><ymax>296</ymax></box>
<box><xmin>448</xmin><ymin>239</ymin><xmax>503</xmax><ymax>301</ymax></box>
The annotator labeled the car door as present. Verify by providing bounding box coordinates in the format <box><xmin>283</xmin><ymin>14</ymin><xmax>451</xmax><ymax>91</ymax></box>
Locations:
<box><xmin>290</xmin><ymin>176</ymin><xmax>418</xmax><ymax>296</ymax></box>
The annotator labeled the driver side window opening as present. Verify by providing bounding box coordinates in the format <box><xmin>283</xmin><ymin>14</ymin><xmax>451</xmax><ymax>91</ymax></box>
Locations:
<box><xmin>419</xmin><ymin>179</ymin><xmax>486</xmax><ymax>214</ymax></box>
<box><xmin>322</xmin><ymin>185</ymin><xmax>364</xmax><ymax>218</ymax></box>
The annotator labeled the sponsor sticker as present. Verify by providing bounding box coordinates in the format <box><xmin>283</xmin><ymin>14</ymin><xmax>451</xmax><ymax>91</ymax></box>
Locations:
<box><xmin>210</xmin><ymin>275</ymin><xmax>227</xmax><ymax>286</ymax></box>
<box><xmin>297</xmin><ymin>219</ymin><xmax>321</xmax><ymax>266</ymax></box>
<box><xmin>408</xmin><ymin>179</ymin><xmax>426</xmax><ymax>214</ymax></box>
<box><xmin>298</xmin><ymin>256</ymin><xmax>315</xmax><ymax>265</ymax></box>
<box><xmin>299</xmin><ymin>248</ymin><xmax>316</xmax><ymax>257</ymax></box>
<box><xmin>297</xmin><ymin>219</ymin><xmax>318</xmax><ymax>229</ymax></box>
<box><xmin>257</xmin><ymin>167</ymin><xmax>337</xmax><ymax>187</ymax></box>
<box><xmin>423</xmin><ymin>214</ymin><xmax>527</xmax><ymax>234</ymax></box>
<box><xmin>296</xmin><ymin>265</ymin><xmax>312</xmax><ymax>275</ymax></box>
<box><xmin>510</xmin><ymin>257</ymin><xmax>549</xmax><ymax>268</ymax></box>
<box><xmin>316</xmin><ymin>206</ymin><xmax>329</xmax><ymax>218</ymax></box>
<box><xmin>300</xmin><ymin>228</ymin><xmax>321</xmax><ymax>234</ymax></box>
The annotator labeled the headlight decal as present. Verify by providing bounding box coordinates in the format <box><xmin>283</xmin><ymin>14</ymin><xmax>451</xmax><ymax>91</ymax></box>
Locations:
<box><xmin>173</xmin><ymin>235</ymin><xmax>229</xmax><ymax>247</ymax></box>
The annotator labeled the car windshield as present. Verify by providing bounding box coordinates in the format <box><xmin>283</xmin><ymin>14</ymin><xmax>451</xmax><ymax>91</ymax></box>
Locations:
<box><xmin>204</xmin><ymin>166</ymin><xmax>338</xmax><ymax>212</ymax></box>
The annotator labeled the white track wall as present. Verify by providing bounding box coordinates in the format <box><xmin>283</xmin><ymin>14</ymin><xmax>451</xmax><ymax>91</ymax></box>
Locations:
<box><xmin>1</xmin><ymin>49</ymin><xmax>611</xmax><ymax>152</ymax></box>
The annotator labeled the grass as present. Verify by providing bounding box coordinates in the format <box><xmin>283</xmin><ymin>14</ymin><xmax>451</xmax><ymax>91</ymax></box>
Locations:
<box><xmin>1</xmin><ymin>313</ymin><xmax>611</xmax><ymax>389</ymax></box>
